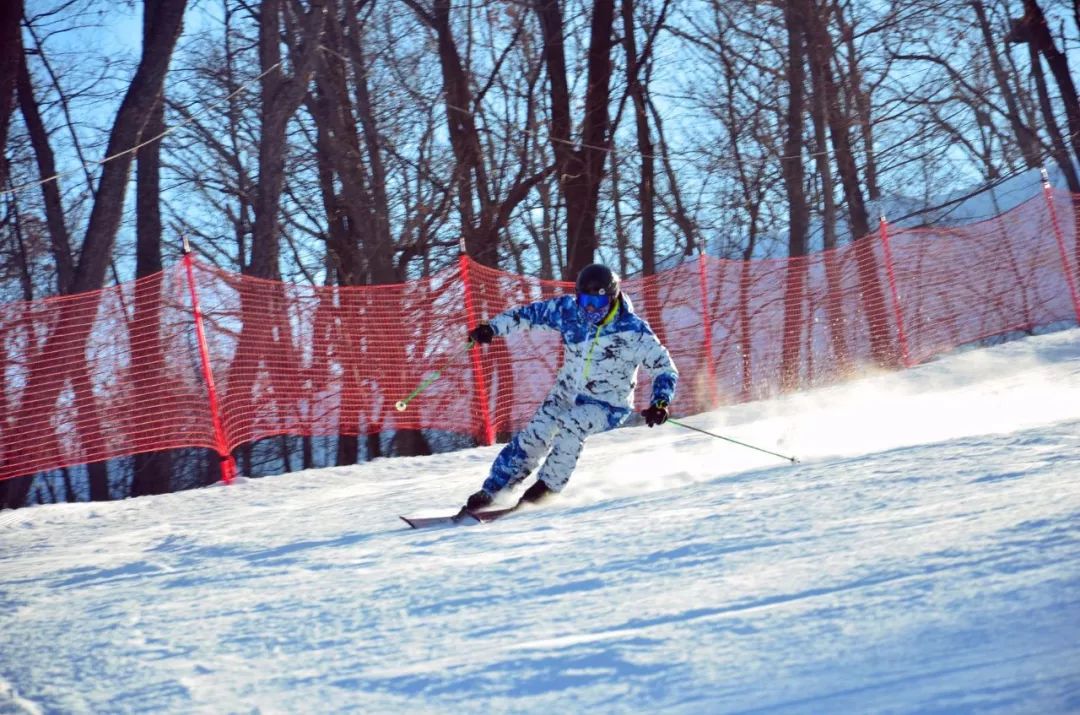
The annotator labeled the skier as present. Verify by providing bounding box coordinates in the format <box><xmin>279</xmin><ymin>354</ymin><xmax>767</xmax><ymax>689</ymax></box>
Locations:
<box><xmin>462</xmin><ymin>263</ymin><xmax>678</xmax><ymax>513</ymax></box>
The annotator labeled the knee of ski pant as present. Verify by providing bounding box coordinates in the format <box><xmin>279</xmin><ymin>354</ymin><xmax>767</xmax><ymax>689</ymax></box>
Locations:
<box><xmin>535</xmin><ymin>429</ymin><xmax>588</xmax><ymax>490</ymax></box>
<box><xmin>605</xmin><ymin>406</ymin><xmax>631</xmax><ymax>430</ymax></box>
<box><xmin>561</xmin><ymin>401</ymin><xmax>630</xmax><ymax>436</ymax></box>
<box><xmin>482</xmin><ymin>402</ymin><xmax>567</xmax><ymax>494</ymax></box>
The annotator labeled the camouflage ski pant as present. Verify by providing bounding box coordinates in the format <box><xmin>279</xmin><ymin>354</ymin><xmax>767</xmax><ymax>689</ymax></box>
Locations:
<box><xmin>482</xmin><ymin>395</ymin><xmax>631</xmax><ymax>495</ymax></box>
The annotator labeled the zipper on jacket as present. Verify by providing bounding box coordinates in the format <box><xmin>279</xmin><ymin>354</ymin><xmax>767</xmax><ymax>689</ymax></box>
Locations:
<box><xmin>583</xmin><ymin>299</ymin><xmax>619</xmax><ymax>381</ymax></box>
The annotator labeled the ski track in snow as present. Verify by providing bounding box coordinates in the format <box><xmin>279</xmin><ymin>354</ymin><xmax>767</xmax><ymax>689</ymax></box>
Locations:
<box><xmin>1</xmin><ymin>329</ymin><xmax>1079</xmax><ymax>713</ymax></box>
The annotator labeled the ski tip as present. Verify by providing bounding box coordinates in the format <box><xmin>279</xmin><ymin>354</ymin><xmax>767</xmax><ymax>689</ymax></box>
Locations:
<box><xmin>399</xmin><ymin>512</ymin><xmax>482</xmax><ymax>529</ymax></box>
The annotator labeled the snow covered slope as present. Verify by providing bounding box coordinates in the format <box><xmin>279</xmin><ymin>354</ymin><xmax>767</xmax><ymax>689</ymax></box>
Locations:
<box><xmin>2</xmin><ymin>329</ymin><xmax>1079</xmax><ymax>714</ymax></box>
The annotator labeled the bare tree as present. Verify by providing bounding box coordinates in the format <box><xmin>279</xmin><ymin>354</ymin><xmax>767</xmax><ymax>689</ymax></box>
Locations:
<box><xmin>617</xmin><ymin>0</ymin><xmax>673</xmax><ymax>348</ymax></box>
<box><xmin>15</xmin><ymin>46</ymin><xmax>76</xmax><ymax>292</ymax></box>
<box><xmin>131</xmin><ymin>0</ymin><xmax>174</xmax><ymax>498</ymax></box>
<box><xmin>804</xmin><ymin>0</ymin><xmax>895</xmax><ymax>366</ymax></box>
<box><xmin>536</xmin><ymin>0</ymin><xmax>617</xmax><ymax>279</ymax></box>
<box><xmin>308</xmin><ymin>0</ymin><xmax>383</xmax><ymax>284</ymax></box>
<box><xmin>887</xmin><ymin>1</ymin><xmax>1068</xmax><ymax>188</ymax></box>
<box><xmin>780</xmin><ymin>0</ymin><xmax>810</xmax><ymax>390</ymax></box>
<box><xmin>165</xmin><ymin>0</ymin><xmax>262</xmax><ymax>270</ymax></box>
<box><xmin>405</xmin><ymin>0</ymin><xmax>556</xmax><ymax>270</ymax></box>
<box><xmin>308</xmin><ymin>0</ymin><xmax>430</xmax><ymax>460</ymax></box>
<box><xmin>1018</xmin><ymin>29</ymin><xmax>1079</xmax><ymax>191</ymax></box>
<box><xmin>618</xmin><ymin>0</ymin><xmax>671</xmax><ymax>277</ymax></box>
<box><xmin>70</xmin><ymin>0</ymin><xmax>188</xmax><ymax>293</ymax></box>
<box><xmin>0</xmin><ymin>0</ymin><xmax>21</xmax><ymax>193</ymax></box>
<box><xmin>1008</xmin><ymin>0</ymin><xmax>1080</xmax><ymax>170</ymax></box>
<box><xmin>248</xmin><ymin>0</ymin><xmax>325</xmax><ymax>280</ymax></box>
<box><xmin>971</xmin><ymin>0</ymin><xmax>1042</xmax><ymax>168</ymax></box>
<box><xmin>806</xmin><ymin>2</ymin><xmax>848</xmax><ymax>370</ymax></box>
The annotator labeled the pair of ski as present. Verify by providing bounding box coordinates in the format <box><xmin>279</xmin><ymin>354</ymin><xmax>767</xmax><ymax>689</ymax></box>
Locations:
<box><xmin>400</xmin><ymin>503</ymin><xmax>520</xmax><ymax>529</ymax></box>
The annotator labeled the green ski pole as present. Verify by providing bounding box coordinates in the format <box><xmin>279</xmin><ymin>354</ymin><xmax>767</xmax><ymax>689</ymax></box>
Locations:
<box><xmin>394</xmin><ymin>340</ymin><xmax>475</xmax><ymax>412</ymax></box>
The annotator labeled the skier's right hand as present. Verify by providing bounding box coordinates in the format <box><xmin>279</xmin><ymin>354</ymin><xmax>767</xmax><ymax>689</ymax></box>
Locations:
<box><xmin>641</xmin><ymin>401</ymin><xmax>669</xmax><ymax>427</ymax></box>
<box><xmin>468</xmin><ymin>323</ymin><xmax>495</xmax><ymax>344</ymax></box>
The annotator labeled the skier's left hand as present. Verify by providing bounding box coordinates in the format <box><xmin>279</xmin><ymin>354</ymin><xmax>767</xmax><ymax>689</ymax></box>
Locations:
<box><xmin>468</xmin><ymin>323</ymin><xmax>495</xmax><ymax>344</ymax></box>
<box><xmin>641</xmin><ymin>400</ymin><xmax>669</xmax><ymax>427</ymax></box>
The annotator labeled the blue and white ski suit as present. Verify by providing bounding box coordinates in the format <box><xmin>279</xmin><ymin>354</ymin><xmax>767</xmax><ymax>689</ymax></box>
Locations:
<box><xmin>481</xmin><ymin>294</ymin><xmax>678</xmax><ymax>495</ymax></box>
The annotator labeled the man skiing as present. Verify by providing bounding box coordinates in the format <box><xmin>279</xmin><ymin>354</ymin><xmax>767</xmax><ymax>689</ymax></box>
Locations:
<box><xmin>462</xmin><ymin>263</ymin><xmax>678</xmax><ymax>513</ymax></box>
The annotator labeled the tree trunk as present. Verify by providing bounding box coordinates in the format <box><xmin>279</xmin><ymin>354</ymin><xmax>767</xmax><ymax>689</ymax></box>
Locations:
<box><xmin>249</xmin><ymin>0</ymin><xmax>287</xmax><ymax>280</ymax></box>
<box><xmin>223</xmin><ymin>0</ymin><xmax>255</xmax><ymax>268</ymax></box>
<box><xmin>76</xmin><ymin>0</ymin><xmax>187</xmax><ymax>501</ymax></box>
<box><xmin>17</xmin><ymin>51</ymin><xmax>76</xmax><ymax>292</ymax></box>
<box><xmin>228</xmin><ymin>0</ymin><xmax>323</xmax><ymax>473</ymax></box>
<box><xmin>6</xmin><ymin>189</ymin><xmax>33</xmax><ymax>301</ymax></box>
<box><xmin>1009</xmin><ymin>0</ymin><xmax>1080</xmax><ymax>170</ymax></box>
<box><xmin>806</xmin><ymin>0</ymin><xmax>849</xmax><ymax>373</ymax></box>
<box><xmin>971</xmin><ymin>0</ymin><xmax>1041</xmax><ymax>168</ymax></box>
<box><xmin>621</xmin><ymin>0</ymin><xmax>665</xmax><ymax>343</ymax></box>
<box><xmin>738</xmin><ymin>238</ymin><xmax>755</xmax><ymax>402</ymax></box>
<box><xmin>0</xmin><ymin>0</ymin><xmax>21</xmax><ymax>192</ymax></box>
<box><xmin>131</xmin><ymin>1</ymin><xmax>173</xmax><ymax>497</ymax></box>
<box><xmin>74</xmin><ymin>358</ymin><xmax>110</xmax><ymax>502</ymax></box>
<box><xmin>391</xmin><ymin>430</ymin><xmax>432</xmax><ymax>458</ymax></box>
<box><xmin>249</xmin><ymin>0</ymin><xmax>324</xmax><ymax>280</ymax></box>
<box><xmin>804</xmin><ymin>0</ymin><xmax>895</xmax><ymax>367</ymax></box>
<box><xmin>412</xmin><ymin>0</ymin><xmax>495</xmax><ymax>266</ymax></box>
<box><xmin>1025</xmin><ymin>43</ymin><xmax>1079</xmax><ymax>192</ymax></box>
<box><xmin>536</xmin><ymin>0</ymin><xmax>616</xmax><ymax>278</ymax></box>
<box><xmin>309</xmin><ymin>46</ymin><xmax>372</xmax><ymax>284</ymax></box>
<box><xmin>365</xmin><ymin>431</ymin><xmax>381</xmax><ymax>461</ymax></box>
<box><xmin>344</xmin><ymin>5</ymin><xmax>396</xmax><ymax>281</ymax></box>
<box><xmin>325</xmin><ymin>2</ymin><xmax>433</xmax><ymax>455</ymax></box>
<box><xmin>650</xmin><ymin>98</ymin><xmax>698</xmax><ymax>255</ymax></box>
<box><xmin>834</xmin><ymin>1</ymin><xmax>880</xmax><ymax>201</ymax></box>
<box><xmin>70</xmin><ymin>0</ymin><xmax>188</xmax><ymax>294</ymax></box>
<box><xmin>781</xmin><ymin>0</ymin><xmax>810</xmax><ymax>391</ymax></box>
<box><xmin>0</xmin><ymin>171</ymin><xmax>32</xmax><ymax>507</ymax></box>
<box><xmin>337</xmin><ymin>435</ymin><xmax>360</xmax><ymax>466</ymax></box>
<box><xmin>408</xmin><ymin>0</ymin><xmax>552</xmax><ymax>271</ymax></box>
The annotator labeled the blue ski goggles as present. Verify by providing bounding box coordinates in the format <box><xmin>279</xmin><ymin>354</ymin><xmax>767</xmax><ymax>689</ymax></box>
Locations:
<box><xmin>577</xmin><ymin>292</ymin><xmax>612</xmax><ymax>323</ymax></box>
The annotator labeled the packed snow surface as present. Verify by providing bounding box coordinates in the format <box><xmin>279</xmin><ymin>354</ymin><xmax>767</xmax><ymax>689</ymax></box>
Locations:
<box><xmin>2</xmin><ymin>329</ymin><xmax>1079</xmax><ymax>713</ymax></box>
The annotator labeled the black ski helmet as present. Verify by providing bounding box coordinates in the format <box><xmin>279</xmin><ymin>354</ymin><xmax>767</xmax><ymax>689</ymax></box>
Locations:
<box><xmin>575</xmin><ymin>263</ymin><xmax>620</xmax><ymax>301</ymax></box>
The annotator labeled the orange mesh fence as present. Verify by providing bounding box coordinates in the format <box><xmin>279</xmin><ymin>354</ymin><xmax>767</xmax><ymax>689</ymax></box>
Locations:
<box><xmin>1</xmin><ymin>190</ymin><xmax>1078</xmax><ymax>482</ymax></box>
<box><xmin>0</xmin><ymin>268</ymin><xmax>221</xmax><ymax>480</ymax></box>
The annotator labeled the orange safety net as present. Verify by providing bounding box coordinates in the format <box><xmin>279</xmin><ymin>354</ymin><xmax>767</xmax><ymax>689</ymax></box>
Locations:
<box><xmin>1</xmin><ymin>190</ymin><xmax>1077</xmax><ymax>482</ymax></box>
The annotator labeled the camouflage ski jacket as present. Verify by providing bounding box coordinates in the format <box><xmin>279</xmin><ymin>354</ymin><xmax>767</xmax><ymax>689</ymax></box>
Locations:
<box><xmin>488</xmin><ymin>294</ymin><xmax>678</xmax><ymax>414</ymax></box>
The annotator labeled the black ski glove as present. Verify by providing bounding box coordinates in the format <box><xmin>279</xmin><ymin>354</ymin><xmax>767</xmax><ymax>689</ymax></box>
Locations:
<box><xmin>468</xmin><ymin>323</ymin><xmax>495</xmax><ymax>344</ymax></box>
<box><xmin>641</xmin><ymin>400</ymin><xmax>669</xmax><ymax>427</ymax></box>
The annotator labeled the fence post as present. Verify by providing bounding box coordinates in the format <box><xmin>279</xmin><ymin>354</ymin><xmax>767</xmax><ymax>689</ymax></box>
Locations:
<box><xmin>878</xmin><ymin>214</ymin><xmax>913</xmax><ymax>368</ymax></box>
<box><xmin>181</xmin><ymin>239</ymin><xmax>237</xmax><ymax>484</ymax></box>
<box><xmin>697</xmin><ymin>251</ymin><xmax>718</xmax><ymax>408</ymax></box>
<box><xmin>1040</xmin><ymin>168</ymin><xmax>1080</xmax><ymax>324</ymax></box>
<box><xmin>459</xmin><ymin>247</ymin><xmax>495</xmax><ymax>445</ymax></box>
